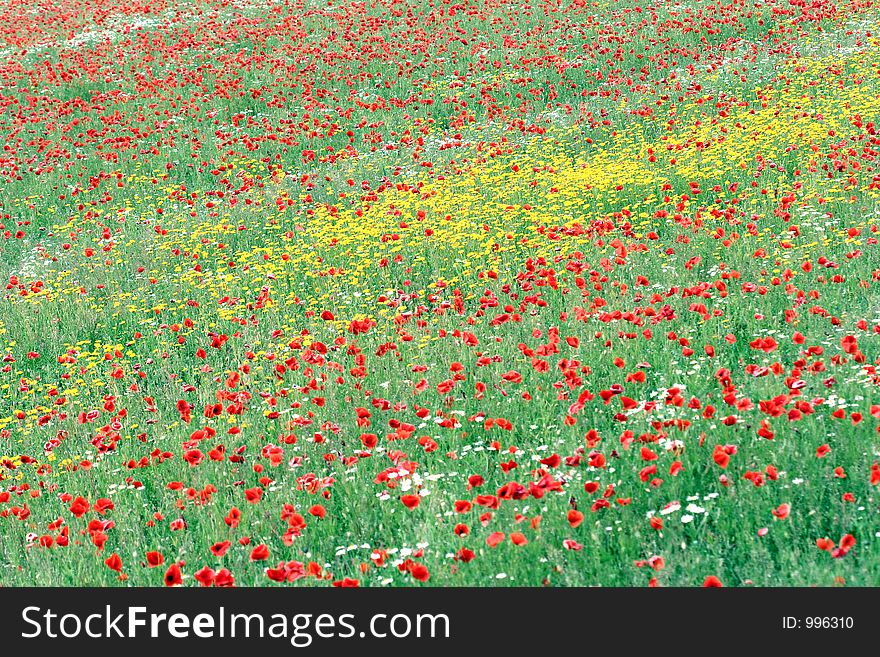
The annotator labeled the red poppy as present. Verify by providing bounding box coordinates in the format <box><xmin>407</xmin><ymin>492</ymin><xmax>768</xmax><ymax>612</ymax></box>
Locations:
<box><xmin>454</xmin><ymin>500</ymin><xmax>473</xmax><ymax>513</ymax></box>
<box><xmin>214</xmin><ymin>569</ymin><xmax>235</xmax><ymax>587</ymax></box>
<box><xmin>146</xmin><ymin>551</ymin><xmax>164</xmax><ymax>568</ymax></box>
<box><xmin>840</xmin><ymin>534</ymin><xmax>856</xmax><ymax>551</ymax></box>
<box><xmin>567</xmin><ymin>510</ymin><xmax>584</xmax><ymax>528</ymax></box>
<box><xmin>456</xmin><ymin>548</ymin><xmax>476</xmax><ymax>562</ymax></box>
<box><xmin>250</xmin><ymin>544</ymin><xmax>270</xmax><ymax>561</ymax></box>
<box><xmin>411</xmin><ymin>564</ymin><xmax>430</xmax><ymax>582</ymax></box>
<box><xmin>225</xmin><ymin>508</ymin><xmax>242</xmax><ymax>528</ymax></box>
<box><xmin>401</xmin><ymin>494</ymin><xmax>421</xmax><ymax>509</ymax></box>
<box><xmin>163</xmin><ymin>564</ymin><xmax>183</xmax><ymax>587</ymax></box>
<box><xmin>771</xmin><ymin>503</ymin><xmax>791</xmax><ymax>520</ymax></box>
<box><xmin>94</xmin><ymin>498</ymin><xmax>114</xmax><ymax>515</ymax></box>
<box><xmin>194</xmin><ymin>566</ymin><xmax>215</xmax><ymax>587</ymax></box>
<box><xmin>104</xmin><ymin>553</ymin><xmax>123</xmax><ymax>573</ymax></box>
<box><xmin>69</xmin><ymin>496</ymin><xmax>89</xmax><ymax>518</ymax></box>
<box><xmin>211</xmin><ymin>541</ymin><xmax>232</xmax><ymax>557</ymax></box>
<box><xmin>713</xmin><ymin>445</ymin><xmax>730</xmax><ymax>468</ymax></box>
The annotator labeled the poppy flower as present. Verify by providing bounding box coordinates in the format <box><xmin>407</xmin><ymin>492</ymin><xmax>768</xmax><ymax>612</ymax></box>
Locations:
<box><xmin>225</xmin><ymin>508</ymin><xmax>242</xmax><ymax>528</ymax></box>
<box><xmin>69</xmin><ymin>496</ymin><xmax>89</xmax><ymax>518</ymax></box>
<box><xmin>836</xmin><ymin>534</ymin><xmax>857</xmax><ymax>557</ymax></box>
<box><xmin>104</xmin><ymin>553</ymin><xmax>123</xmax><ymax>573</ymax></box>
<box><xmin>214</xmin><ymin>569</ymin><xmax>235</xmax><ymax>587</ymax></box>
<box><xmin>250</xmin><ymin>544</ymin><xmax>270</xmax><ymax>561</ymax></box>
<box><xmin>411</xmin><ymin>564</ymin><xmax>430</xmax><ymax>582</ymax></box>
<box><xmin>211</xmin><ymin>541</ymin><xmax>232</xmax><ymax>557</ymax></box>
<box><xmin>771</xmin><ymin>503</ymin><xmax>791</xmax><ymax>520</ymax></box>
<box><xmin>816</xmin><ymin>538</ymin><xmax>835</xmax><ymax>552</ymax></box>
<box><xmin>194</xmin><ymin>566</ymin><xmax>215</xmax><ymax>587</ymax></box>
<box><xmin>146</xmin><ymin>551</ymin><xmax>164</xmax><ymax>568</ymax></box>
<box><xmin>94</xmin><ymin>498</ymin><xmax>114</xmax><ymax>515</ymax></box>
<box><xmin>163</xmin><ymin>564</ymin><xmax>183</xmax><ymax>587</ymax></box>
<box><xmin>648</xmin><ymin>556</ymin><xmax>665</xmax><ymax>571</ymax></box>
<box><xmin>454</xmin><ymin>500</ymin><xmax>473</xmax><ymax>513</ymax></box>
<box><xmin>455</xmin><ymin>548</ymin><xmax>476</xmax><ymax>562</ymax></box>
<box><xmin>713</xmin><ymin>445</ymin><xmax>731</xmax><ymax>468</ymax></box>
<box><xmin>401</xmin><ymin>494</ymin><xmax>421</xmax><ymax>510</ymax></box>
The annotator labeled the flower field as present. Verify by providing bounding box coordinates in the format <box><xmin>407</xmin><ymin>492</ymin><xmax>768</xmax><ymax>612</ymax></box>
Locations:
<box><xmin>1</xmin><ymin>0</ymin><xmax>880</xmax><ymax>587</ymax></box>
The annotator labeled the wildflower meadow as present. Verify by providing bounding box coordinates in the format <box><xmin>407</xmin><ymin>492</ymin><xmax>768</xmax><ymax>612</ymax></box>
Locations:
<box><xmin>1</xmin><ymin>0</ymin><xmax>880</xmax><ymax>587</ymax></box>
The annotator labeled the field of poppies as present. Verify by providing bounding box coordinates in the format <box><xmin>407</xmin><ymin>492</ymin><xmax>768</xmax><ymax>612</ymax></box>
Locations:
<box><xmin>1</xmin><ymin>0</ymin><xmax>879</xmax><ymax>587</ymax></box>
